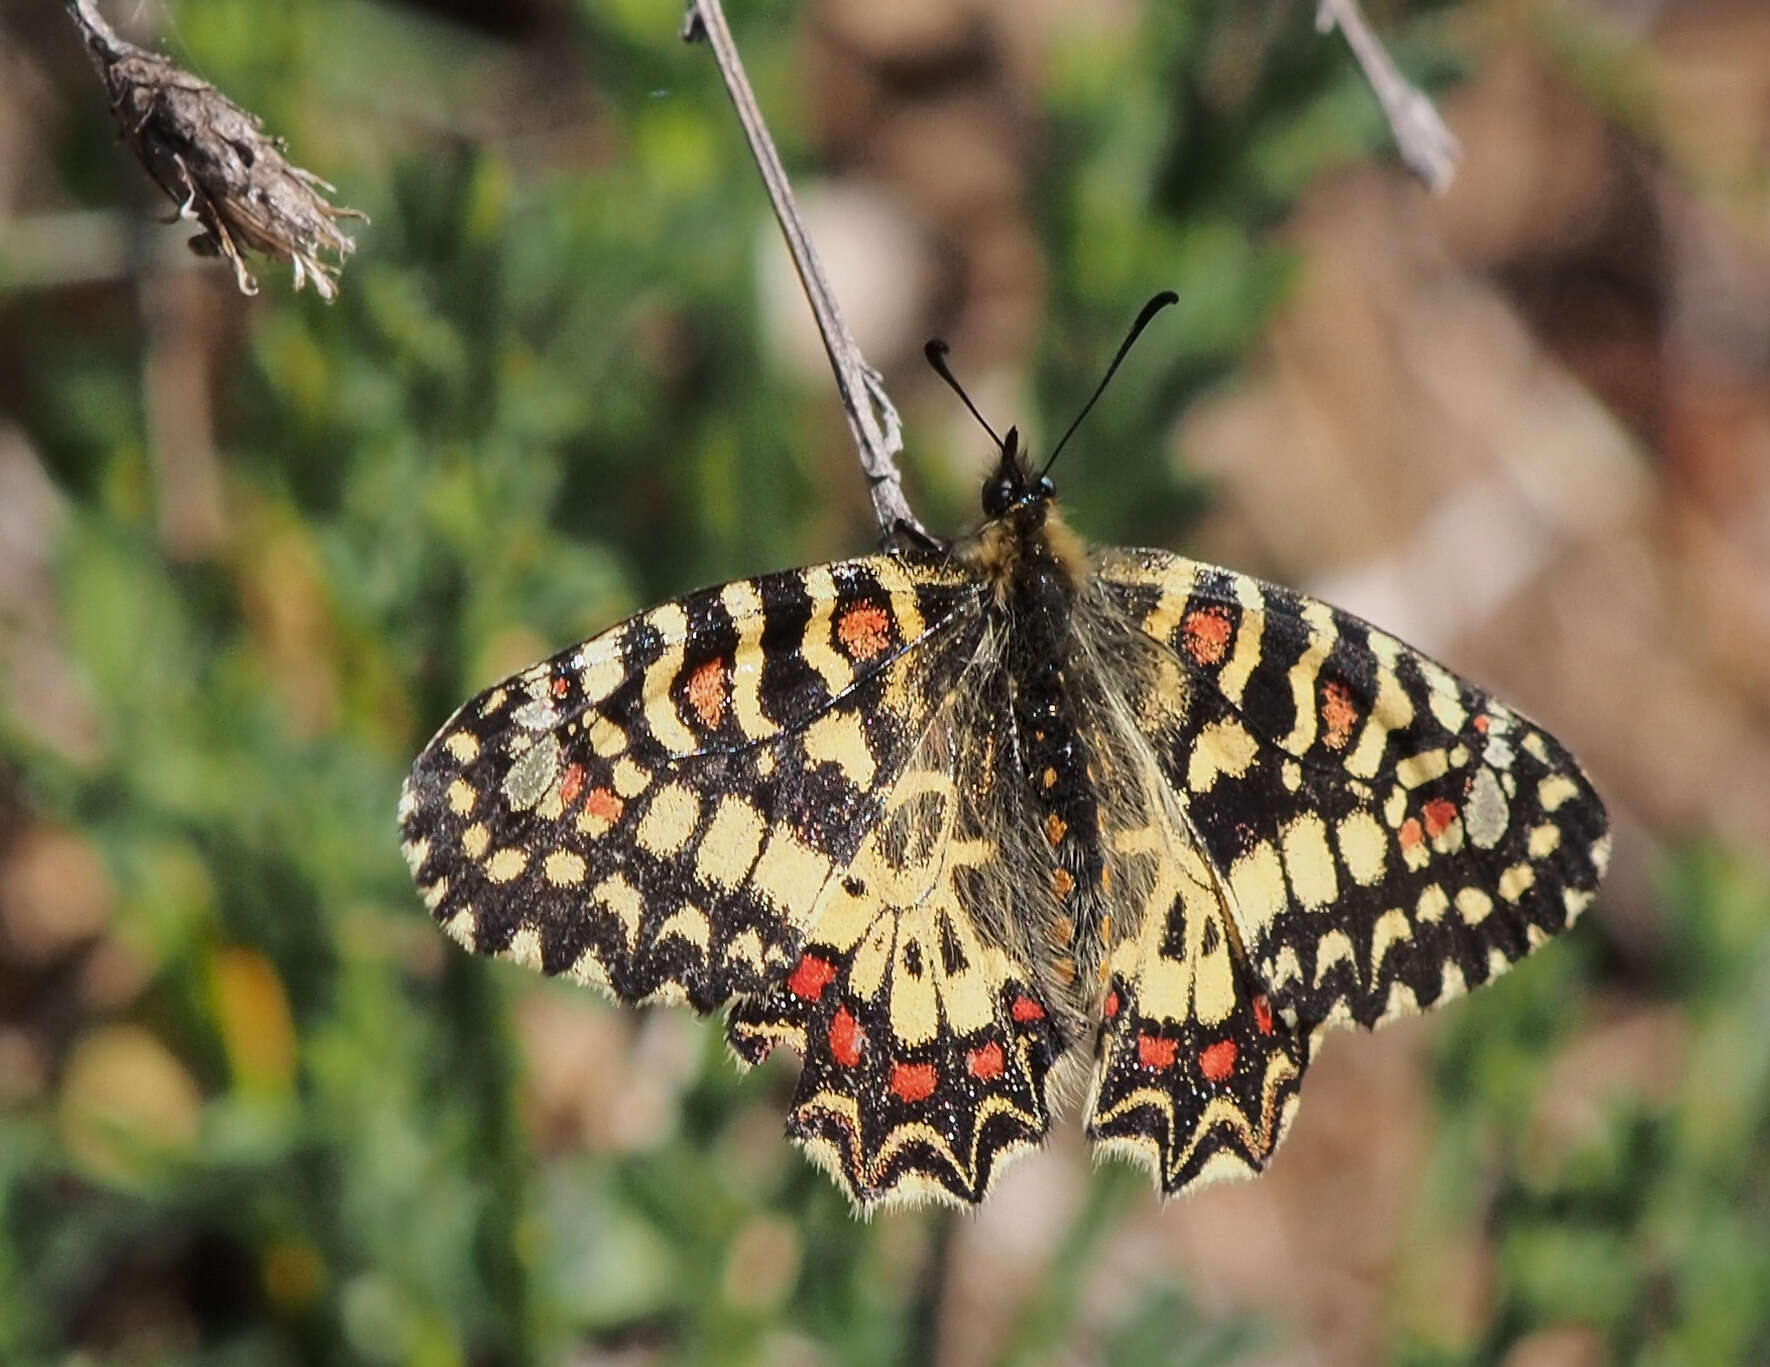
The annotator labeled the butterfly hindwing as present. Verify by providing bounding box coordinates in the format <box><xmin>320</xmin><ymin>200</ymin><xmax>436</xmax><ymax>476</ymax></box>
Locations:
<box><xmin>1085</xmin><ymin>783</ymin><xmax>1311</xmax><ymax>1193</ymax></box>
<box><xmin>1093</xmin><ymin>549</ymin><xmax>1611</xmax><ymax>1034</ymax></box>
<box><xmin>400</xmin><ymin>555</ymin><xmax>986</xmax><ymax>1013</ymax></box>
<box><xmin>728</xmin><ymin>655</ymin><xmax>1065</xmax><ymax>1208</ymax></box>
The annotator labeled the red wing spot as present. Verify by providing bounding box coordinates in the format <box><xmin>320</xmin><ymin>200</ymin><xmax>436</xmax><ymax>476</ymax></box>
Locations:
<box><xmin>1011</xmin><ymin>994</ymin><xmax>1046</xmax><ymax>1023</ymax></box>
<box><xmin>828</xmin><ymin>1007</ymin><xmax>863</xmax><ymax>1067</ymax></box>
<box><xmin>585</xmin><ymin>787</ymin><xmax>624</xmax><ymax>823</ymax></box>
<box><xmin>890</xmin><ymin>1061</ymin><xmax>938</xmax><ymax>1103</ymax></box>
<box><xmin>550</xmin><ymin>676</ymin><xmax>570</xmax><ymax>698</ymax></box>
<box><xmin>1398</xmin><ymin>817</ymin><xmax>1424</xmax><ymax>851</ymax></box>
<box><xmin>1104</xmin><ymin>989</ymin><xmax>1120</xmax><ymax>1019</ymax></box>
<box><xmin>558</xmin><ymin>763</ymin><xmax>586</xmax><ymax>809</ymax></box>
<box><xmin>1138</xmin><ymin>1034</ymin><xmax>1177</xmax><ymax>1069</ymax></box>
<box><xmin>1473</xmin><ymin>713</ymin><xmax>1490</xmax><ymax>734</ymax></box>
<box><xmin>685</xmin><ymin>658</ymin><xmax>728</xmax><ymax>729</ymax></box>
<box><xmin>836</xmin><ymin>605</ymin><xmax>892</xmax><ymax>661</ymax></box>
<box><xmin>1182</xmin><ymin>609</ymin><xmax>1233</xmax><ymax>667</ymax></box>
<box><xmin>967</xmin><ymin>1041</ymin><xmax>1005</xmax><ymax>1081</ymax></box>
<box><xmin>1321</xmin><ymin>681</ymin><xmax>1358</xmax><ymax>750</ymax></box>
<box><xmin>1199</xmin><ymin>1039</ymin><xmax>1238</xmax><ymax>1082</ymax></box>
<box><xmin>1423</xmin><ymin>798</ymin><xmax>1458</xmax><ymax>839</ymax></box>
<box><xmin>787</xmin><ymin>953</ymin><xmax>836</xmax><ymax>1002</ymax></box>
<box><xmin>1251</xmin><ymin>994</ymin><xmax>1274</xmax><ymax>1036</ymax></box>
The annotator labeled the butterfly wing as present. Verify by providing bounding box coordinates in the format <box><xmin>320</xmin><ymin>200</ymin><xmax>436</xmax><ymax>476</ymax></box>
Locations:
<box><xmin>1092</xmin><ymin>549</ymin><xmax>1610</xmax><ymax>1034</ymax></box>
<box><xmin>400</xmin><ymin>555</ymin><xmax>987</xmax><ymax>1013</ymax></box>
<box><xmin>1084</xmin><ymin>762</ymin><xmax>1314</xmax><ymax>1193</ymax></box>
<box><xmin>728</xmin><ymin>644</ymin><xmax>1066</xmax><ymax>1209</ymax></box>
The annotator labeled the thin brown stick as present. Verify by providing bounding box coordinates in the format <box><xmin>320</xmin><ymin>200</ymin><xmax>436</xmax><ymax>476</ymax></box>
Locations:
<box><xmin>1316</xmin><ymin>0</ymin><xmax>1461</xmax><ymax>194</ymax></box>
<box><xmin>682</xmin><ymin>0</ymin><xmax>929</xmax><ymax>547</ymax></box>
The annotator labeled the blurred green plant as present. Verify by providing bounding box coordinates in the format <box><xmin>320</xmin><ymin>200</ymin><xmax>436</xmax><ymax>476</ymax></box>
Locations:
<box><xmin>1394</xmin><ymin>846</ymin><xmax>1770</xmax><ymax>1366</ymax></box>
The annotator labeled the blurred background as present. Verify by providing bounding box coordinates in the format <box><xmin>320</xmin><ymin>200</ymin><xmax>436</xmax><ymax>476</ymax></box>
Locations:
<box><xmin>3</xmin><ymin>0</ymin><xmax>1769</xmax><ymax>1363</ymax></box>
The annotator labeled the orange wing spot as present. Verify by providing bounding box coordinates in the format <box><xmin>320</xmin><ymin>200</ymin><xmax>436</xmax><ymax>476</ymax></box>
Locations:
<box><xmin>828</xmin><ymin>1006</ymin><xmax>863</xmax><ymax>1067</ymax></box>
<box><xmin>836</xmin><ymin>604</ymin><xmax>892</xmax><ymax>661</ymax></box>
<box><xmin>558</xmin><ymin>763</ymin><xmax>587</xmax><ymax>808</ymax></box>
<box><xmin>890</xmin><ymin>1061</ymin><xmax>938</xmax><ymax>1103</ymax></box>
<box><xmin>1138</xmin><ymin>1034</ymin><xmax>1177</xmax><ymax>1069</ymax></box>
<box><xmin>1044</xmin><ymin>812</ymin><xmax>1068</xmax><ymax>847</ymax></box>
<box><xmin>1423</xmin><ymin>798</ymin><xmax>1457</xmax><ymax>838</ymax></box>
<box><xmin>1052</xmin><ymin>868</ymin><xmax>1075</xmax><ymax>900</ymax></box>
<box><xmin>1251</xmin><ymin>994</ymin><xmax>1274</xmax><ymax>1036</ymax></box>
<box><xmin>1321</xmin><ymin>680</ymin><xmax>1358</xmax><ymax>750</ymax></box>
<box><xmin>1099</xmin><ymin>863</ymin><xmax>1112</xmax><ymax>893</ymax></box>
<box><xmin>1104</xmin><ymin>989</ymin><xmax>1121</xmax><ymax>1019</ymax></box>
<box><xmin>1398</xmin><ymin>817</ymin><xmax>1424</xmax><ymax>850</ymax></box>
<box><xmin>585</xmin><ymin>787</ymin><xmax>624</xmax><ymax>823</ymax></box>
<box><xmin>550</xmin><ymin>676</ymin><xmax>570</xmax><ymax>698</ymax></box>
<box><xmin>1199</xmin><ymin>1039</ymin><xmax>1238</xmax><ymax>1082</ymax></box>
<box><xmin>787</xmin><ymin>953</ymin><xmax>836</xmax><ymax>1002</ymax></box>
<box><xmin>1473</xmin><ymin>713</ymin><xmax>1490</xmax><ymax>734</ymax></box>
<box><xmin>1041</xmin><ymin>766</ymin><xmax>1058</xmax><ymax>790</ymax></box>
<box><xmin>967</xmin><ymin>1041</ymin><xmax>1005</xmax><ymax>1082</ymax></box>
<box><xmin>1011</xmin><ymin>994</ymin><xmax>1045</xmax><ymax>1023</ymax></box>
<box><xmin>1182</xmin><ymin>609</ymin><xmax>1233</xmax><ymax>666</ymax></box>
<box><xmin>685</xmin><ymin>657</ymin><xmax>727</xmax><ymax>728</ymax></box>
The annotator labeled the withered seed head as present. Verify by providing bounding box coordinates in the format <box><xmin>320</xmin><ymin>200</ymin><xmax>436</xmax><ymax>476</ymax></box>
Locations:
<box><xmin>68</xmin><ymin>0</ymin><xmax>365</xmax><ymax>300</ymax></box>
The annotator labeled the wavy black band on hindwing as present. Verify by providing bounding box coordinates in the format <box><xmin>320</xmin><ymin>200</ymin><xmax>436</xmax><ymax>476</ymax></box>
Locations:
<box><xmin>1092</xmin><ymin>548</ymin><xmax>1611</xmax><ymax>1033</ymax></box>
<box><xmin>400</xmin><ymin>555</ymin><xmax>986</xmax><ymax>1013</ymax></box>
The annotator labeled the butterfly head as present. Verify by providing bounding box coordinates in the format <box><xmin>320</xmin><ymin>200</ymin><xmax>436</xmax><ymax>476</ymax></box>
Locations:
<box><xmin>927</xmin><ymin>289</ymin><xmax>1179</xmax><ymax>530</ymax></box>
<box><xmin>980</xmin><ymin>427</ymin><xmax>1056</xmax><ymax>520</ymax></box>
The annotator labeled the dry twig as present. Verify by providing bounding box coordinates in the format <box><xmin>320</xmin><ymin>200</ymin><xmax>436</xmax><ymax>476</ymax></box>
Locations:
<box><xmin>1317</xmin><ymin>0</ymin><xmax>1461</xmax><ymax>193</ymax></box>
<box><xmin>64</xmin><ymin>0</ymin><xmax>364</xmax><ymax>299</ymax></box>
<box><xmin>682</xmin><ymin>0</ymin><xmax>928</xmax><ymax>547</ymax></box>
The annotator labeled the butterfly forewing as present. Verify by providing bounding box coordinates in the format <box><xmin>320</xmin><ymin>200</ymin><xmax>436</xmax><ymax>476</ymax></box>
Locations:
<box><xmin>400</xmin><ymin>555</ymin><xmax>985</xmax><ymax>1013</ymax></box>
<box><xmin>1092</xmin><ymin>548</ymin><xmax>1611</xmax><ymax>1033</ymax></box>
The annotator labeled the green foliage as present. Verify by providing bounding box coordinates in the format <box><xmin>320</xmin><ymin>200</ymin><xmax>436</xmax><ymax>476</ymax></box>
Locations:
<box><xmin>1396</xmin><ymin>847</ymin><xmax>1770</xmax><ymax>1366</ymax></box>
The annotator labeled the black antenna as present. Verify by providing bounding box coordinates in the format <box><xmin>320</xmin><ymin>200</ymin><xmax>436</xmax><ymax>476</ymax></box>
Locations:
<box><xmin>1040</xmin><ymin>289</ymin><xmax>1179</xmax><ymax>478</ymax></box>
<box><xmin>924</xmin><ymin>339</ymin><xmax>1005</xmax><ymax>453</ymax></box>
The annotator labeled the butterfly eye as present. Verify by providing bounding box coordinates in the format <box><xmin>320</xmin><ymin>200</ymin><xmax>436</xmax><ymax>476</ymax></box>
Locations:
<box><xmin>1036</xmin><ymin>476</ymin><xmax>1055</xmax><ymax>500</ymax></box>
<box><xmin>982</xmin><ymin>476</ymin><xmax>1016</xmax><ymax>518</ymax></box>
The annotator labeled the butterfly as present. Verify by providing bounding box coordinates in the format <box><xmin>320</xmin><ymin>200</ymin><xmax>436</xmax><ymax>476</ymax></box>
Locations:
<box><xmin>399</xmin><ymin>294</ymin><xmax>1609</xmax><ymax>1210</ymax></box>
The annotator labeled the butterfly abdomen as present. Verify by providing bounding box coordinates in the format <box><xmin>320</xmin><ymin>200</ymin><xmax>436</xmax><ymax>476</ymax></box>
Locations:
<box><xmin>973</xmin><ymin>510</ymin><xmax>1116</xmax><ymax>1020</ymax></box>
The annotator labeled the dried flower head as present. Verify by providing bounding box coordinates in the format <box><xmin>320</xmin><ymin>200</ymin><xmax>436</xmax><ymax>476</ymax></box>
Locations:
<box><xmin>67</xmin><ymin>0</ymin><xmax>366</xmax><ymax>300</ymax></box>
